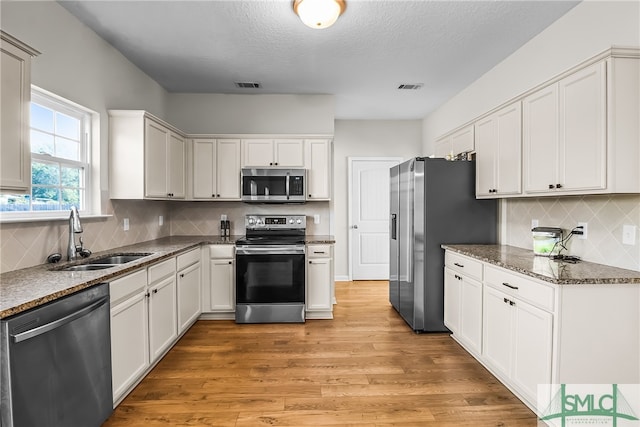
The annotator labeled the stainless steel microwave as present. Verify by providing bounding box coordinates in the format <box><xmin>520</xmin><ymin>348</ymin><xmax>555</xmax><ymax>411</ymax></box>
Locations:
<box><xmin>241</xmin><ymin>168</ymin><xmax>306</xmax><ymax>203</ymax></box>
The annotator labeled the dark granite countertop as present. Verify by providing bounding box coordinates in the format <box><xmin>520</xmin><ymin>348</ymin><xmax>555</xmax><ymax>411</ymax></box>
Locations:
<box><xmin>442</xmin><ymin>244</ymin><xmax>640</xmax><ymax>285</ymax></box>
<box><xmin>1</xmin><ymin>235</ymin><xmax>335</xmax><ymax>319</ymax></box>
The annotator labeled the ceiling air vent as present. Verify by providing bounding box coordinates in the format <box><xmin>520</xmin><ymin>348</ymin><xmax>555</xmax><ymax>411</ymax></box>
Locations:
<box><xmin>397</xmin><ymin>83</ymin><xmax>423</xmax><ymax>90</ymax></box>
<box><xmin>234</xmin><ymin>81</ymin><xmax>261</xmax><ymax>89</ymax></box>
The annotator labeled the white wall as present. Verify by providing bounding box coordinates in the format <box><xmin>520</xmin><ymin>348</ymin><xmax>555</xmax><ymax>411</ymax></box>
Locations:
<box><xmin>333</xmin><ymin>120</ymin><xmax>422</xmax><ymax>279</ymax></box>
<box><xmin>422</xmin><ymin>1</ymin><xmax>640</xmax><ymax>154</ymax></box>
<box><xmin>167</xmin><ymin>93</ymin><xmax>334</xmax><ymax>135</ymax></box>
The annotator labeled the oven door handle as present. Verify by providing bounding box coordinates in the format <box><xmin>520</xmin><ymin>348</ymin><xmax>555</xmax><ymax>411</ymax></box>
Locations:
<box><xmin>236</xmin><ymin>245</ymin><xmax>305</xmax><ymax>255</ymax></box>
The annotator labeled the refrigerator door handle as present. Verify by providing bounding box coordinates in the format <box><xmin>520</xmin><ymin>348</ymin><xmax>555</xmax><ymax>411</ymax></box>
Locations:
<box><xmin>390</xmin><ymin>214</ymin><xmax>397</xmax><ymax>240</ymax></box>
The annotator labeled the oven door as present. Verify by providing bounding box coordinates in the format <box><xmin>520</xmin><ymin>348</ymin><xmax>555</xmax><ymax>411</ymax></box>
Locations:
<box><xmin>235</xmin><ymin>245</ymin><xmax>306</xmax><ymax>323</ymax></box>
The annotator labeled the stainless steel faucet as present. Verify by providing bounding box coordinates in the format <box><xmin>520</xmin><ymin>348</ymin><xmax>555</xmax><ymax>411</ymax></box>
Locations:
<box><xmin>67</xmin><ymin>206</ymin><xmax>90</xmax><ymax>261</ymax></box>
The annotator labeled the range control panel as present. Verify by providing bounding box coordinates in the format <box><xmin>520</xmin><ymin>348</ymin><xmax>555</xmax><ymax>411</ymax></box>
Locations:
<box><xmin>245</xmin><ymin>215</ymin><xmax>306</xmax><ymax>230</ymax></box>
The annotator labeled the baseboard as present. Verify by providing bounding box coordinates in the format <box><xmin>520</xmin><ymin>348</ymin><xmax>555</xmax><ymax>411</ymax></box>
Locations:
<box><xmin>335</xmin><ymin>275</ymin><xmax>349</xmax><ymax>281</ymax></box>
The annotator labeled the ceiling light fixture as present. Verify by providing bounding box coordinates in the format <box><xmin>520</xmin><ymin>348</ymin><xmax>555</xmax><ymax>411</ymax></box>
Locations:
<box><xmin>293</xmin><ymin>0</ymin><xmax>346</xmax><ymax>29</ymax></box>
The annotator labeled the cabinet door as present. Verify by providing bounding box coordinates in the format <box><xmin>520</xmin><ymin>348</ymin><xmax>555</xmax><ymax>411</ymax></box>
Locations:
<box><xmin>433</xmin><ymin>136</ymin><xmax>451</xmax><ymax>158</ymax></box>
<box><xmin>242</xmin><ymin>139</ymin><xmax>273</xmax><ymax>167</ymax></box>
<box><xmin>216</xmin><ymin>139</ymin><xmax>241</xmax><ymax>199</ymax></box>
<box><xmin>305</xmin><ymin>139</ymin><xmax>331</xmax><ymax>200</ymax></box>
<box><xmin>148</xmin><ymin>275</ymin><xmax>177</xmax><ymax>362</ymax></box>
<box><xmin>558</xmin><ymin>62</ymin><xmax>606</xmax><ymax>192</ymax></box>
<box><xmin>177</xmin><ymin>262</ymin><xmax>202</xmax><ymax>334</ymax></box>
<box><xmin>443</xmin><ymin>268</ymin><xmax>461</xmax><ymax>335</ymax></box>
<box><xmin>210</xmin><ymin>258</ymin><xmax>235</xmax><ymax>311</ymax></box>
<box><xmin>495</xmin><ymin>102</ymin><xmax>522</xmax><ymax>196</ymax></box>
<box><xmin>307</xmin><ymin>258</ymin><xmax>332</xmax><ymax>311</ymax></box>
<box><xmin>459</xmin><ymin>276</ymin><xmax>483</xmax><ymax>355</ymax></box>
<box><xmin>1</xmin><ymin>40</ymin><xmax>32</xmax><ymax>192</ymax></box>
<box><xmin>474</xmin><ymin>116</ymin><xmax>497</xmax><ymax>197</ymax></box>
<box><xmin>192</xmin><ymin>139</ymin><xmax>215</xmax><ymax>199</ymax></box>
<box><xmin>274</xmin><ymin>139</ymin><xmax>304</xmax><ymax>167</ymax></box>
<box><xmin>144</xmin><ymin>119</ymin><xmax>169</xmax><ymax>198</ymax></box>
<box><xmin>523</xmin><ymin>84</ymin><xmax>558</xmax><ymax>194</ymax></box>
<box><xmin>451</xmin><ymin>125</ymin><xmax>474</xmax><ymax>155</ymax></box>
<box><xmin>511</xmin><ymin>299</ymin><xmax>553</xmax><ymax>404</ymax></box>
<box><xmin>167</xmin><ymin>132</ymin><xmax>185</xmax><ymax>198</ymax></box>
<box><xmin>110</xmin><ymin>291</ymin><xmax>149</xmax><ymax>402</ymax></box>
<box><xmin>482</xmin><ymin>285</ymin><xmax>512</xmax><ymax>379</ymax></box>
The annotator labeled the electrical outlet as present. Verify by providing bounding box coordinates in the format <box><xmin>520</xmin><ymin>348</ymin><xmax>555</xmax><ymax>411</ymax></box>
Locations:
<box><xmin>577</xmin><ymin>222</ymin><xmax>587</xmax><ymax>240</ymax></box>
<box><xmin>622</xmin><ymin>225</ymin><xmax>636</xmax><ymax>246</ymax></box>
<box><xmin>531</xmin><ymin>219</ymin><xmax>539</xmax><ymax>229</ymax></box>
<box><xmin>314</xmin><ymin>214</ymin><xmax>321</xmax><ymax>224</ymax></box>
<box><xmin>123</xmin><ymin>218</ymin><xmax>129</xmax><ymax>231</ymax></box>
<box><xmin>159</xmin><ymin>215</ymin><xmax>164</xmax><ymax>226</ymax></box>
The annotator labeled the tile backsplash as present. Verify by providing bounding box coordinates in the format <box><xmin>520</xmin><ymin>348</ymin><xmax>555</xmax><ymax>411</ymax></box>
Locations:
<box><xmin>0</xmin><ymin>200</ymin><xmax>331</xmax><ymax>273</ymax></box>
<box><xmin>505</xmin><ymin>194</ymin><xmax>640</xmax><ymax>271</ymax></box>
<box><xmin>0</xmin><ymin>200</ymin><xmax>171</xmax><ymax>273</ymax></box>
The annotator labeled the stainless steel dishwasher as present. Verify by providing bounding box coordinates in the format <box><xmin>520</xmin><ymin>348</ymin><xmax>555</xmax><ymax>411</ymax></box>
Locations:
<box><xmin>1</xmin><ymin>283</ymin><xmax>113</xmax><ymax>427</ymax></box>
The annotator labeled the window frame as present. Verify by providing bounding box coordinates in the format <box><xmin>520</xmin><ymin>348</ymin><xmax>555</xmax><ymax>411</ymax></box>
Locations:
<box><xmin>0</xmin><ymin>87</ymin><xmax>96</xmax><ymax>221</ymax></box>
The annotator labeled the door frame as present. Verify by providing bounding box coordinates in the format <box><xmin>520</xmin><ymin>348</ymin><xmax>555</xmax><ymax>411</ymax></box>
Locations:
<box><xmin>347</xmin><ymin>156</ymin><xmax>403</xmax><ymax>281</ymax></box>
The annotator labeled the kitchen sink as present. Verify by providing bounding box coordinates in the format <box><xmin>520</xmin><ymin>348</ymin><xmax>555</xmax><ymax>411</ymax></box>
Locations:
<box><xmin>85</xmin><ymin>253</ymin><xmax>153</xmax><ymax>265</ymax></box>
<box><xmin>53</xmin><ymin>252</ymin><xmax>153</xmax><ymax>271</ymax></box>
<box><xmin>60</xmin><ymin>264</ymin><xmax>116</xmax><ymax>272</ymax></box>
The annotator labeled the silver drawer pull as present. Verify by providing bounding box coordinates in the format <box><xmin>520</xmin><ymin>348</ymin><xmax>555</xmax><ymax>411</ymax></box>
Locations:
<box><xmin>502</xmin><ymin>282</ymin><xmax>519</xmax><ymax>290</ymax></box>
<box><xmin>454</xmin><ymin>263</ymin><xmax>464</xmax><ymax>268</ymax></box>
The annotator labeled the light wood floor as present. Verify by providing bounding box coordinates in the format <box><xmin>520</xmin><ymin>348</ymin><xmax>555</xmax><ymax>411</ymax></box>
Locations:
<box><xmin>103</xmin><ymin>281</ymin><xmax>537</xmax><ymax>426</ymax></box>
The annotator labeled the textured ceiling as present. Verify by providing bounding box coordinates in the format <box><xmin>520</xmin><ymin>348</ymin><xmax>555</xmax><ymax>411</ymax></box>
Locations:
<box><xmin>59</xmin><ymin>0</ymin><xmax>580</xmax><ymax>120</ymax></box>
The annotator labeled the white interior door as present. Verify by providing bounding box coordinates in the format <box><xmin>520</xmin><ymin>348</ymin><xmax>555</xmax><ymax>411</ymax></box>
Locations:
<box><xmin>349</xmin><ymin>157</ymin><xmax>402</xmax><ymax>280</ymax></box>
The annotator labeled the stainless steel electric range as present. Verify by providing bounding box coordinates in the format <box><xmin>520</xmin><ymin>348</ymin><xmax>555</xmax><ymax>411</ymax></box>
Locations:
<box><xmin>235</xmin><ymin>214</ymin><xmax>307</xmax><ymax>323</ymax></box>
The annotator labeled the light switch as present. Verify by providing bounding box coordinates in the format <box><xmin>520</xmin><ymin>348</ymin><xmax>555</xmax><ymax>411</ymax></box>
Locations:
<box><xmin>314</xmin><ymin>214</ymin><xmax>320</xmax><ymax>224</ymax></box>
<box><xmin>159</xmin><ymin>215</ymin><xmax>164</xmax><ymax>226</ymax></box>
<box><xmin>123</xmin><ymin>218</ymin><xmax>129</xmax><ymax>231</ymax></box>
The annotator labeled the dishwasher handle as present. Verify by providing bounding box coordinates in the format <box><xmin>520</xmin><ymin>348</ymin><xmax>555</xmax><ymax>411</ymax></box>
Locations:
<box><xmin>11</xmin><ymin>296</ymin><xmax>109</xmax><ymax>343</ymax></box>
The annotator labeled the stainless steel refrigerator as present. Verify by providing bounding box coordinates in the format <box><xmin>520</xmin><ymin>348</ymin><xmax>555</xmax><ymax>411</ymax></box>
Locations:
<box><xmin>389</xmin><ymin>157</ymin><xmax>497</xmax><ymax>332</ymax></box>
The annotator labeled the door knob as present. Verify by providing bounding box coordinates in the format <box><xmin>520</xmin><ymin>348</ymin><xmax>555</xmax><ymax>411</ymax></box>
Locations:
<box><xmin>352</xmin><ymin>225</ymin><xmax>358</xmax><ymax>229</ymax></box>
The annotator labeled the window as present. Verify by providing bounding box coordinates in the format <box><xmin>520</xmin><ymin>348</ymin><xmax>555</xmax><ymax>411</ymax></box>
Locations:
<box><xmin>0</xmin><ymin>88</ymin><xmax>93</xmax><ymax>217</ymax></box>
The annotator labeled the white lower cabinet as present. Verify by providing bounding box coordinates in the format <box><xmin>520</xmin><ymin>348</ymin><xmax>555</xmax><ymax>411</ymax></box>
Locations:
<box><xmin>444</xmin><ymin>252</ymin><xmax>484</xmax><ymax>355</ymax></box>
<box><xmin>201</xmin><ymin>245</ymin><xmax>235</xmax><ymax>319</ymax></box>
<box><xmin>306</xmin><ymin>244</ymin><xmax>334</xmax><ymax>319</ymax></box>
<box><xmin>148</xmin><ymin>260</ymin><xmax>178</xmax><ymax>362</ymax></box>
<box><xmin>109</xmin><ymin>269</ymin><xmax>149</xmax><ymax>404</ymax></box>
<box><xmin>483</xmin><ymin>283</ymin><xmax>553</xmax><ymax>404</ymax></box>
<box><xmin>177</xmin><ymin>249</ymin><xmax>202</xmax><ymax>334</ymax></box>
<box><xmin>444</xmin><ymin>248</ymin><xmax>640</xmax><ymax>416</ymax></box>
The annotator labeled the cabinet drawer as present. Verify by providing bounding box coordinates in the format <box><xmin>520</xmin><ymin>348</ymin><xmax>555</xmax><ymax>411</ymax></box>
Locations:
<box><xmin>148</xmin><ymin>258</ymin><xmax>176</xmax><ymax>284</ymax></box>
<box><xmin>485</xmin><ymin>265</ymin><xmax>554</xmax><ymax>312</ymax></box>
<box><xmin>445</xmin><ymin>251</ymin><xmax>483</xmax><ymax>281</ymax></box>
<box><xmin>110</xmin><ymin>269</ymin><xmax>147</xmax><ymax>305</ymax></box>
<box><xmin>209</xmin><ymin>244</ymin><xmax>234</xmax><ymax>259</ymax></box>
<box><xmin>177</xmin><ymin>248</ymin><xmax>200</xmax><ymax>270</ymax></box>
<box><xmin>307</xmin><ymin>244</ymin><xmax>331</xmax><ymax>258</ymax></box>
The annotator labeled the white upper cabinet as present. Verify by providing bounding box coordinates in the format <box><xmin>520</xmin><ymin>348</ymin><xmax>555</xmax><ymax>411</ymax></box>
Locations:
<box><xmin>475</xmin><ymin>102</ymin><xmax>522</xmax><ymax>198</ymax></box>
<box><xmin>109</xmin><ymin>111</ymin><xmax>186</xmax><ymax>199</ymax></box>
<box><xmin>524</xmin><ymin>61</ymin><xmax>608</xmax><ymax>195</ymax></box>
<box><xmin>434</xmin><ymin>124</ymin><xmax>474</xmax><ymax>159</ymax></box>
<box><xmin>0</xmin><ymin>32</ymin><xmax>39</xmax><ymax>192</ymax></box>
<box><xmin>451</xmin><ymin>125</ymin><xmax>475</xmax><ymax>156</ymax></box>
<box><xmin>192</xmin><ymin>138</ymin><xmax>241</xmax><ymax>200</ymax></box>
<box><xmin>242</xmin><ymin>139</ymin><xmax>304</xmax><ymax>167</ymax></box>
<box><xmin>305</xmin><ymin>139</ymin><xmax>331</xmax><ymax>200</ymax></box>
<box><xmin>144</xmin><ymin>119</ymin><xmax>186</xmax><ymax>199</ymax></box>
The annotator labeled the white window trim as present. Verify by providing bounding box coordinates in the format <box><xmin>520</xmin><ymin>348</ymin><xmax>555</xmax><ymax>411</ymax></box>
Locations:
<box><xmin>0</xmin><ymin>86</ymin><xmax>101</xmax><ymax>222</ymax></box>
